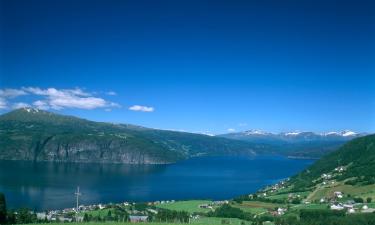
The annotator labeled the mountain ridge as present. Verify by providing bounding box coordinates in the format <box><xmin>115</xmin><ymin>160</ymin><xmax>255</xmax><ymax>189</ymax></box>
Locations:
<box><xmin>0</xmin><ymin>108</ymin><xmax>267</xmax><ymax>164</ymax></box>
<box><xmin>219</xmin><ymin>129</ymin><xmax>368</xmax><ymax>158</ymax></box>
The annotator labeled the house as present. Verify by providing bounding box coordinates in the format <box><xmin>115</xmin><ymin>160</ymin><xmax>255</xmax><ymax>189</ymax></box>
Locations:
<box><xmin>330</xmin><ymin>204</ymin><xmax>344</xmax><ymax>210</ymax></box>
<box><xmin>362</xmin><ymin>208</ymin><xmax>375</xmax><ymax>213</ymax></box>
<box><xmin>348</xmin><ymin>208</ymin><xmax>355</xmax><ymax>214</ymax></box>
<box><xmin>277</xmin><ymin>208</ymin><xmax>286</xmax><ymax>215</ymax></box>
<box><xmin>335</xmin><ymin>166</ymin><xmax>345</xmax><ymax>172</ymax></box>
<box><xmin>129</xmin><ymin>215</ymin><xmax>148</xmax><ymax>223</ymax></box>
<box><xmin>58</xmin><ymin>216</ymin><xmax>73</xmax><ymax>222</ymax></box>
<box><xmin>199</xmin><ymin>204</ymin><xmax>209</xmax><ymax>208</ymax></box>
<box><xmin>36</xmin><ymin>212</ymin><xmax>47</xmax><ymax>220</ymax></box>
<box><xmin>147</xmin><ymin>209</ymin><xmax>158</xmax><ymax>214</ymax></box>
<box><xmin>334</xmin><ymin>192</ymin><xmax>343</xmax><ymax>199</ymax></box>
<box><xmin>191</xmin><ymin>215</ymin><xmax>200</xmax><ymax>220</ymax></box>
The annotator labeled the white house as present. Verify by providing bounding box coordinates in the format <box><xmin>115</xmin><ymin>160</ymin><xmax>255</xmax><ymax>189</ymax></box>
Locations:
<box><xmin>330</xmin><ymin>204</ymin><xmax>344</xmax><ymax>210</ymax></box>
<box><xmin>277</xmin><ymin>208</ymin><xmax>286</xmax><ymax>215</ymax></box>
<box><xmin>129</xmin><ymin>215</ymin><xmax>148</xmax><ymax>223</ymax></box>
<box><xmin>334</xmin><ymin>191</ymin><xmax>343</xmax><ymax>199</ymax></box>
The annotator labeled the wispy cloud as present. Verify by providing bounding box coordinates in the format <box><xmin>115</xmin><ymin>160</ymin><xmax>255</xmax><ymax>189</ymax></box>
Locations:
<box><xmin>197</xmin><ymin>131</ymin><xmax>215</xmax><ymax>136</ymax></box>
<box><xmin>12</xmin><ymin>102</ymin><xmax>30</xmax><ymax>109</ymax></box>
<box><xmin>0</xmin><ymin>88</ymin><xmax>27</xmax><ymax>98</ymax></box>
<box><xmin>0</xmin><ymin>98</ymin><xmax>7</xmax><ymax>109</ymax></box>
<box><xmin>0</xmin><ymin>87</ymin><xmax>121</xmax><ymax>111</ymax></box>
<box><xmin>129</xmin><ymin>105</ymin><xmax>154</xmax><ymax>112</ymax></box>
<box><xmin>22</xmin><ymin>87</ymin><xmax>119</xmax><ymax>110</ymax></box>
<box><xmin>238</xmin><ymin>123</ymin><xmax>248</xmax><ymax>127</ymax></box>
<box><xmin>227</xmin><ymin>128</ymin><xmax>236</xmax><ymax>132</ymax></box>
<box><xmin>32</xmin><ymin>100</ymin><xmax>50</xmax><ymax>110</ymax></box>
<box><xmin>106</xmin><ymin>91</ymin><xmax>117</xmax><ymax>96</ymax></box>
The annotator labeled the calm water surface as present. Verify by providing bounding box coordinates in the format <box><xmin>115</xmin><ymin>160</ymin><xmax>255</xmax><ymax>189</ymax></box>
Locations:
<box><xmin>0</xmin><ymin>156</ymin><xmax>313</xmax><ymax>210</ymax></box>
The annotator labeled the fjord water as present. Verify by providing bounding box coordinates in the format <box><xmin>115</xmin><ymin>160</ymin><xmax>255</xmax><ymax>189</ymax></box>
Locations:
<box><xmin>0</xmin><ymin>156</ymin><xmax>313</xmax><ymax>210</ymax></box>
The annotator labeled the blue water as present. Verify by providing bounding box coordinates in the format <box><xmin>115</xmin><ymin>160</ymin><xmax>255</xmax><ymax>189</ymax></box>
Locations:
<box><xmin>0</xmin><ymin>155</ymin><xmax>313</xmax><ymax>210</ymax></box>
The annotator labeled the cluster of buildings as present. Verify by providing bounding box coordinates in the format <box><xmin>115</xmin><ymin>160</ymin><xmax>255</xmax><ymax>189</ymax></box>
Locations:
<box><xmin>330</xmin><ymin>202</ymin><xmax>375</xmax><ymax>214</ymax></box>
<box><xmin>199</xmin><ymin>200</ymin><xmax>229</xmax><ymax>209</ymax></box>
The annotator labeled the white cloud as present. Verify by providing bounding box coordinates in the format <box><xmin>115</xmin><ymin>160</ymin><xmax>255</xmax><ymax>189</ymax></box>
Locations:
<box><xmin>33</xmin><ymin>100</ymin><xmax>50</xmax><ymax>110</ymax></box>
<box><xmin>198</xmin><ymin>131</ymin><xmax>215</xmax><ymax>136</ymax></box>
<box><xmin>0</xmin><ymin>88</ymin><xmax>27</xmax><ymax>98</ymax></box>
<box><xmin>106</xmin><ymin>91</ymin><xmax>117</xmax><ymax>96</ymax></box>
<box><xmin>12</xmin><ymin>102</ymin><xmax>30</xmax><ymax>109</ymax></box>
<box><xmin>238</xmin><ymin>123</ymin><xmax>248</xmax><ymax>127</ymax></box>
<box><xmin>227</xmin><ymin>128</ymin><xmax>236</xmax><ymax>132</ymax></box>
<box><xmin>0</xmin><ymin>87</ymin><xmax>121</xmax><ymax>111</ymax></box>
<box><xmin>129</xmin><ymin>105</ymin><xmax>154</xmax><ymax>112</ymax></box>
<box><xmin>0</xmin><ymin>98</ymin><xmax>7</xmax><ymax>109</ymax></box>
<box><xmin>22</xmin><ymin>87</ymin><xmax>120</xmax><ymax>110</ymax></box>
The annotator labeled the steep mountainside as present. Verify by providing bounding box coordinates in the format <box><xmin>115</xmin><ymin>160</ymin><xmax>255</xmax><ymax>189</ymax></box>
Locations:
<box><xmin>220</xmin><ymin>130</ymin><xmax>366</xmax><ymax>158</ymax></box>
<box><xmin>0</xmin><ymin>108</ymin><xmax>267</xmax><ymax>164</ymax></box>
<box><xmin>290</xmin><ymin>134</ymin><xmax>375</xmax><ymax>190</ymax></box>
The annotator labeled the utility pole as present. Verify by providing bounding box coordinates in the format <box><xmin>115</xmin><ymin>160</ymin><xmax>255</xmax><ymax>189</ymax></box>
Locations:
<box><xmin>75</xmin><ymin>186</ymin><xmax>81</xmax><ymax>213</ymax></box>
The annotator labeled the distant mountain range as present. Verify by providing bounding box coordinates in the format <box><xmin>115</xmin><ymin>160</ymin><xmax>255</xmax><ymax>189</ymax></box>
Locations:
<box><xmin>0</xmin><ymin>108</ymin><xmax>268</xmax><ymax>164</ymax></box>
<box><xmin>0</xmin><ymin>108</ymin><xmax>368</xmax><ymax>164</ymax></box>
<box><xmin>219</xmin><ymin>129</ymin><xmax>368</xmax><ymax>158</ymax></box>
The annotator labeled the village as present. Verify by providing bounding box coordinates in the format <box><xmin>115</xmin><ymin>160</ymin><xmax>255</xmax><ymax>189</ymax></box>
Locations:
<box><xmin>249</xmin><ymin>165</ymin><xmax>375</xmax><ymax>217</ymax></box>
<box><xmin>32</xmin><ymin>199</ymin><xmax>230</xmax><ymax>223</ymax></box>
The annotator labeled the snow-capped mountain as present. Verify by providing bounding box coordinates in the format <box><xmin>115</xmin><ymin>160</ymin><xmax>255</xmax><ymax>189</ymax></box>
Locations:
<box><xmin>220</xmin><ymin>129</ymin><xmax>368</xmax><ymax>158</ymax></box>
<box><xmin>225</xmin><ymin>129</ymin><xmax>364</xmax><ymax>139</ymax></box>
<box><xmin>243</xmin><ymin>129</ymin><xmax>272</xmax><ymax>136</ymax></box>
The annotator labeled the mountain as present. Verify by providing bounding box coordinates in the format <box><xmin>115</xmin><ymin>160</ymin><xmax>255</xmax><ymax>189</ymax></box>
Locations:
<box><xmin>0</xmin><ymin>108</ymin><xmax>268</xmax><ymax>164</ymax></box>
<box><xmin>290</xmin><ymin>134</ymin><xmax>375</xmax><ymax>191</ymax></box>
<box><xmin>219</xmin><ymin>129</ymin><xmax>367</xmax><ymax>158</ymax></box>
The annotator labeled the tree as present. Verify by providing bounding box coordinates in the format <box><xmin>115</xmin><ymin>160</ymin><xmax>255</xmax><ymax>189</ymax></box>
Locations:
<box><xmin>83</xmin><ymin>213</ymin><xmax>89</xmax><ymax>222</ymax></box>
<box><xmin>0</xmin><ymin>193</ymin><xmax>6</xmax><ymax>224</ymax></box>
<box><xmin>366</xmin><ymin>197</ymin><xmax>372</xmax><ymax>203</ymax></box>
<box><xmin>15</xmin><ymin>208</ymin><xmax>37</xmax><ymax>224</ymax></box>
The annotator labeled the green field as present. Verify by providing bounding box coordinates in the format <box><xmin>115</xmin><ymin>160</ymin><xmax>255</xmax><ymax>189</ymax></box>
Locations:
<box><xmin>308</xmin><ymin>183</ymin><xmax>375</xmax><ymax>201</ymax></box>
<box><xmin>240</xmin><ymin>201</ymin><xmax>285</xmax><ymax>210</ymax></box>
<box><xmin>231</xmin><ymin>202</ymin><xmax>268</xmax><ymax>214</ymax></box>
<box><xmin>155</xmin><ymin>200</ymin><xmax>213</xmax><ymax>213</ymax></box>
<box><xmin>266</xmin><ymin>191</ymin><xmax>310</xmax><ymax>200</ymax></box>
<box><xmin>34</xmin><ymin>217</ymin><xmax>252</xmax><ymax>225</ymax></box>
<box><xmin>292</xmin><ymin>203</ymin><xmax>329</xmax><ymax>210</ymax></box>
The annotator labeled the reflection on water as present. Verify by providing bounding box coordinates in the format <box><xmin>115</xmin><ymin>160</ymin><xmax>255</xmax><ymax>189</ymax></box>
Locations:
<box><xmin>0</xmin><ymin>156</ymin><xmax>313</xmax><ymax>210</ymax></box>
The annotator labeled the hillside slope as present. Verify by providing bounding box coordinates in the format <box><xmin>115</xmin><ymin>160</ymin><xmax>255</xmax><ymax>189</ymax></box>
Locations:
<box><xmin>0</xmin><ymin>108</ymin><xmax>267</xmax><ymax>164</ymax></box>
<box><xmin>290</xmin><ymin>134</ymin><xmax>375</xmax><ymax>190</ymax></box>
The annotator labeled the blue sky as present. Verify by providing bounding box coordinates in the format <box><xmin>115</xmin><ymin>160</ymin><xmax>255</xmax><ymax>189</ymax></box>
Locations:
<box><xmin>0</xmin><ymin>0</ymin><xmax>374</xmax><ymax>134</ymax></box>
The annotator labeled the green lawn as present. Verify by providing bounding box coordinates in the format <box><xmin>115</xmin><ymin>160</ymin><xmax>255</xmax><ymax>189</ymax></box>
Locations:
<box><xmin>155</xmin><ymin>200</ymin><xmax>213</xmax><ymax>213</ymax></box>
